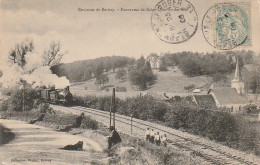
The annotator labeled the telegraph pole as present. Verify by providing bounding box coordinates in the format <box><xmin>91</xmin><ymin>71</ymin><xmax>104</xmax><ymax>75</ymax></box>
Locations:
<box><xmin>256</xmin><ymin>80</ymin><xmax>259</xmax><ymax>102</ymax></box>
<box><xmin>20</xmin><ymin>82</ymin><xmax>25</xmax><ymax>112</ymax></box>
<box><xmin>131</xmin><ymin>114</ymin><xmax>133</xmax><ymax>134</ymax></box>
<box><xmin>109</xmin><ymin>89</ymin><xmax>113</xmax><ymax>129</ymax></box>
<box><xmin>112</xmin><ymin>88</ymin><xmax>116</xmax><ymax>129</ymax></box>
<box><xmin>23</xmin><ymin>88</ymin><xmax>25</xmax><ymax>112</ymax></box>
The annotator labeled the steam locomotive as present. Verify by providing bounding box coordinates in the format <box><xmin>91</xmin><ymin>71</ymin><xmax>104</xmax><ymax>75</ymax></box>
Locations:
<box><xmin>38</xmin><ymin>86</ymin><xmax>73</xmax><ymax>105</ymax></box>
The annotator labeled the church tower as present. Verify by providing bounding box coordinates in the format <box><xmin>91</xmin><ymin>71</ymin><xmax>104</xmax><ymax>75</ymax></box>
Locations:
<box><xmin>231</xmin><ymin>57</ymin><xmax>245</xmax><ymax>94</ymax></box>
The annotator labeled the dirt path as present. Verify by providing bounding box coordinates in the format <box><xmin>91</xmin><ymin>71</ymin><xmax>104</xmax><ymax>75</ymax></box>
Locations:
<box><xmin>0</xmin><ymin>119</ymin><xmax>107</xmax><ymax>165</ymax></box>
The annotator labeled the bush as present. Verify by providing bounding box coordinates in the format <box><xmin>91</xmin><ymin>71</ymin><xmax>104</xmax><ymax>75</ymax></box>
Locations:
<box><xmin>1</xmin><ymin>87</ymin><xmax>38</xmax><ymax>112</ymax></box>
<box><xmin>243</xmin><ymin>104</ymin><xmax>259</xmax><ymax>114</ymax></box>
<box><xmin>36</xmin><ymin>103</ymin><xmax>50</xmax><ymax>113</ymax></box>
<box><xmin>230</xmin><ymin>114</ymin><xmax>259</xmax><ymax>153</ymax></box>
<box><xmin>74</xmin><ymin>95</ymin><xmax>121</xmax><ymax>112</ymax></box>
<box><xmin>165</xmin><ymin>106</ymin><xmax>259</xmax><ymax>154</ymax></box>
<box><xmin>33</xmin><ymin>99</ymin><xmax>42</xmax><ymax>109</ymax></box>
<box><xmin>117</xmin><ymin>95</ymin><xmax>169</xmax><ymax>122</ymax></box>
<box><xmin>159</xmin><ymin>60</ymin><xmax>168</xmax><ymax>72</ymax></box>
<box><xmin>80</xmin><ymin>116</ymin><xmax>99</xmax><ymax>129</ymax></box>
<box><xmin>0</xmin><ymin>100</ymin><xmax>8</xmax><ymax>112</ymax></box>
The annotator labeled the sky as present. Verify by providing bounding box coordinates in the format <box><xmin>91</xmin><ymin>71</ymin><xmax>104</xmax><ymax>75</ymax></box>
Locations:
<box><xmin>1</xmin><ymin>0</ymin><xmax>260</xmax><ymax>63</ymax></box>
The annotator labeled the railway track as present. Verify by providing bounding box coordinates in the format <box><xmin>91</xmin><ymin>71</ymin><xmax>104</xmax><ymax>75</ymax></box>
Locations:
<box><xmin>51</xmin><ymin>105</ymin><xmax>260</xmax><ymax>165</ymax></box>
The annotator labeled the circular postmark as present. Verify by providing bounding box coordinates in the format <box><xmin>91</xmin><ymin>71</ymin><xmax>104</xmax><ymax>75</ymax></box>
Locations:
<box><xmin>202</xmin><ymin>4</ymin><xmax>249</xmax><ymax>50</ymax></box>
<box><xmin>151</xmin><ymin>0</ymin><xmax>198</xmax><ymax>44</ymax></box>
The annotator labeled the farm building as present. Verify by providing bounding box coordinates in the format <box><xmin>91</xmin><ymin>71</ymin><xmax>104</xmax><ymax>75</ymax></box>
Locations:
<box><xmin>208</xmin><ymin>88</ymin><xmax>248</xmax><ymax>112</ymax></box>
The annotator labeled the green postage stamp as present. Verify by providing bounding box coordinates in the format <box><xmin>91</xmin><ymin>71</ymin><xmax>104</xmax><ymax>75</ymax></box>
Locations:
<box><xmin>202</xmin><ymin>2</ymin><xmax>251</xmax><ymax>50</ymax></box>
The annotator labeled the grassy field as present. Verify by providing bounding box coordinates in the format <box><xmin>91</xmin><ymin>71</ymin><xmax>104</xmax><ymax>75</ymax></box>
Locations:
<box><xmin>70</xmin><ymin>68</ymin><xmax>212</xmax><ymax>99</ymax></box>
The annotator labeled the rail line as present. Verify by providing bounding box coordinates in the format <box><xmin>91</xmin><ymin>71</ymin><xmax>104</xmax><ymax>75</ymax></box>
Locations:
<box><xmin>51</xmin><ymin>105</ymin><xmax>259</xmax><ymax>165</ymax></box>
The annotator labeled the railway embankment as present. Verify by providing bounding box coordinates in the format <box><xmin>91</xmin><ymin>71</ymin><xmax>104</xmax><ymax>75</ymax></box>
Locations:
<box><xmin>0</xmin><ymin>107</ymin><xmax>201</xmax><ymax>164</ymax></box>
<box><xmin>73</xmin><ymin>94</ymin><xmax>260</xmax><ymax>157</ymax></box>
<box><xmin>50</xmin><ymin>105</ymin><xmax>260</xmax><ymax>165</ymax></box>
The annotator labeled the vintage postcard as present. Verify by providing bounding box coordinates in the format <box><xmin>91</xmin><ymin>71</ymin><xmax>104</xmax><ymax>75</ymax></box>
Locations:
<box><xmin>0</xmin><ymin>0</ymin><xmax>260</xmax><ymax>164</ymax></box>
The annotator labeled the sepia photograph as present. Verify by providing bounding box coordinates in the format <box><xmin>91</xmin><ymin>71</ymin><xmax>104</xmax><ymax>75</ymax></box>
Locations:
<box><xmin>0</xmin><ymin>0</ymin><xmax>260</xmax><ymax>164</ymax></box>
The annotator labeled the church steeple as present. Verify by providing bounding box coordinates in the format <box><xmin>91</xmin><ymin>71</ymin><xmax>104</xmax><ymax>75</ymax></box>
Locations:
<box><xmin>233</xmin><ymin>57</ymin><xmax>242</xmax><ymax>81</ymax></box>
<box><xmin>231</xmin><ymin>57</ymin><xmax>245</xmax><ymax>94</ymax></box>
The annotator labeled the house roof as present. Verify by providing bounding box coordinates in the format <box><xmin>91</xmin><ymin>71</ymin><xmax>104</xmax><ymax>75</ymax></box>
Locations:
<box><xmin>209</xmin><ymin>88</ymin><xmax>248</xmax><ymax>105</ymax></box>
<box><xmin>147</xmin><ymin>54</ymin><xmax>160</xmax><ymax>61</ymax></box>
<box><xmin>193</xmin><ymin>94</ymin><xmax>216</xmax><ymax>108</ymax></box>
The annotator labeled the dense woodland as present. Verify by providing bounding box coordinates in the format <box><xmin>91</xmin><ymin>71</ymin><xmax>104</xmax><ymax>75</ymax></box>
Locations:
<box><xmin>51</xmin><ymin>50</ymin><xmax>258</xmax><ymax>84</ymax></box>
<box><xmin>51</xmin><ymin>56</ymin><xmax>135</xmax><ymax>82</ymax></box>
<box><xmin>162</xmin><ymin>50</ymin><xmax>256</xmax><ymax>76</ymax></box>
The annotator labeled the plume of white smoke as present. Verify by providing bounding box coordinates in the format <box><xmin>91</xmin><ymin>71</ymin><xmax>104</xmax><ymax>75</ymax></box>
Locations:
<box><xmin>23</xmin><ymin>66</ymin><xmax>70</xmax><ymax>89</ymax></box>
<box><xmin>0</xmin><ymin>49</ymin><xmax>70</xmax><ymax>89</ymax></box>
<box><xmin>0</xmin><ymin>62</ymin><xmax>23</xmax><ymax>88</ymax></box>
<box><xmin>24</xmin><ymin>51</ymin><xmax>43</xmax><ymax>73</ymax></box>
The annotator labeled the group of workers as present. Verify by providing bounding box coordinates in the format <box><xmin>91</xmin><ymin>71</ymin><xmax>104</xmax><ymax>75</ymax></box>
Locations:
<box><xmin>107</xmin><ymin>126</ymin><xmax>168</xmax><ymax>150</ymax></box>
<box><xmin>145</xmin><ymin>128</ymin><xmax>167</xmax><ymax>147</ymax></box>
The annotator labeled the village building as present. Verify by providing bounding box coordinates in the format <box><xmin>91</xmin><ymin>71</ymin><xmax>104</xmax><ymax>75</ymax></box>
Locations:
<box><xmin>193</xmin><ymin>57</ymin><xmax>249</xmax><ymax>112</ymax></box>
<box><xmin>146</xmin><ymin>54</ymin><xmax>161</xmax><ymax>69</ymax></box>
<box><xmin>207</xmin><ymin>88</ymin><xmax>248</xmax><ymax>112</ymax></box>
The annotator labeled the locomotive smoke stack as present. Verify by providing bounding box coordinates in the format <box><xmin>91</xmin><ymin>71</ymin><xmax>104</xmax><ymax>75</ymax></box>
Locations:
<box><xmin>66</xmin><ymin>86</ymin><xmax>69</xmax><ymax>91</ymax></box>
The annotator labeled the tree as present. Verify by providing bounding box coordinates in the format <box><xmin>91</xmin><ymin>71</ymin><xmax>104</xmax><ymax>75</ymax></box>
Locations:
<box><xmin>93</xmin><ymin>63</ymin><xmax>104</xmax><ymax>77</ymax></box>
<box><xmin>115</xmin><ymin>68</ymin><xmax>127</xmax><ymax>80</ymax></box>
<box><xmin>144</xmin><ymin>61</ymin><xmax>152</xmax><ymax>72</ymax></box>
<box><xmin>43</xmin><ymin>41</ymin><xmax>66</xmax><ymax>67</ymax></box>
<box><xmin>159</xmin><ymin>59</ymin><xmax>168</xmax><ymax>71</ymax></box>
<box><xmin>136</xmin><ymin>56</ymin><xmax>146</xmax><ymax>69</ymax></box>
<box><xmin>212</xmin><ymin>73</ymin><xmax>227</xmax><ymax>82</ymax></box>
<box><xmin>95</xmin><ymin>74</ymin><xmax>109</xmax><ymax>88</ymax></box>
<box><xmin>249</xmin><ymin>78</ymin><xmax>260</xmax><ymax>94</ymax></box>
<box><xmin>8</xmin><ymin>41</ymin><xmax>34</xmax><ymax>68</ymax></box>
<box><xmin>129</xmin><ymin>61</ymin><xmax>156</xmax><ymax>90</ymax></box>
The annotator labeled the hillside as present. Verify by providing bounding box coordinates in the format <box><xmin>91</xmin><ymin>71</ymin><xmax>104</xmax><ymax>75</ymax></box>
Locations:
<box><xmin>52</xmin><ymin>56</ymin><xmax>134</xmax><ymax>82</ymax></box>
<box><xmin>70</xmin><ymin>67</ymin><xmax>212</xmax><ymax>99</ymax></box>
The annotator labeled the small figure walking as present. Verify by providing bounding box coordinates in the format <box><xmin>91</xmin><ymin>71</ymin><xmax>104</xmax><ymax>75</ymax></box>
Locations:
<box><xmin>155</xmin><ymin>132</ymin><xmax>161</xmax><ymax>146</ymax></box>
<box><xmin>145</xmin><ymin>128</ymin><xmax>150</xmax><ymax>141</ymax></box>
<box><xmin>161</xmin><ymin>134</ymin><xmax>167</xmax><ymax>147</ymax></box>
<box><xmin>149</xmin><ymin>129</ymin><xmax>155</xmax><ymax>143</ymax></box>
